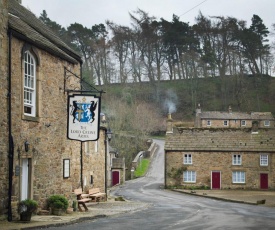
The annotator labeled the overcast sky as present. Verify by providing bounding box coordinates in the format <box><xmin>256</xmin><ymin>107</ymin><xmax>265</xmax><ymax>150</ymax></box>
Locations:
<box><xmin>22</xmin><ymin>0</ymin><xmax>275</xmax><ymax>31</ymax></box>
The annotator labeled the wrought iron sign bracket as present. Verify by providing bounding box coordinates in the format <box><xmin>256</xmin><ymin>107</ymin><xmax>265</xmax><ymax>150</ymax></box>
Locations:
<box><xmin>64</xmin><ymin>67</ymin><xmax>105</xmax><ymax>95</ymax></box>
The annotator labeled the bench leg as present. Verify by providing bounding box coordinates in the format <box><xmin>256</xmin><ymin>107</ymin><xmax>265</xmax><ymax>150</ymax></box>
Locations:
<box><xmin>78</xmin><ymin>202</ymin><xmax>88</xmax><ymax>212</ymax></box>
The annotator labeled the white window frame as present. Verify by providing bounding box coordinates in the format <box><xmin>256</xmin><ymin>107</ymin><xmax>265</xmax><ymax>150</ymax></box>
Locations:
<box><xmin>260</xmin><ymin>154</ymin><xmax>268</xmax><ymax>166</ymax></box>
<box><xmin>84</xmin><ymin>142</ymin><xmax>90</xmax><ymax>155</ymax></box>
<box><xmin>184</xmin><ymin>171</ymin><xmax>196</xmax><ymax>182</ymax></box>
<box><xmin>207</xmin><ymin>120</ymin><xmax>211</xmax><ymax>126</ymax></box>
<box><xmin>232</xmin><ymin>171</ymin><xmax>245</xmax><ymax>183</ymax></box>
<box><xmin>223</xmin><ymin>120</ymin><xmax>228</xmax><ymax>126</ymax></box>
<box><xmin>94</xmin><ymin>140</ymin><xmax>98</xmax><ymax>153</ymax></box>
<box><xmin>183</xmin><ymin>154</ymin><xmax>192</xmax><ymax>164</ymax></box>
<box><xmin>232</xmin><ymin>154</ymin><xmax>242</xmax><ymax>165</ymax></box>
<box><xmin>241</xmin><ymin>120</ymin><xmax>246</xmax><ymax>126</ymax></box>
<box><xmin>264</xmin><ymin>120</ymin><xmax>270</xmax><ymax>127</ymax></box>
<box><xmin>24</xmin><ymin>51</ymin><xmax>36</xmax><ymax>117</ymax></box>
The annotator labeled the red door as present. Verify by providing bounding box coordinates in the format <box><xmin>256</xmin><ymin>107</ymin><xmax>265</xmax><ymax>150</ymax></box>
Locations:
<box><xmin>260</xmin><ymin>173</ymin><xmax>268</xmax><ymax>189</ymax></box>
<box><xmin>112</xmin><ymin>171</ymin><xmax>120</xmax><ymax>186</ymax></box>
<box><xmin>212</xmin><ymin>171</ymin><xmax>221</xmax><ymax>189</ymax></box>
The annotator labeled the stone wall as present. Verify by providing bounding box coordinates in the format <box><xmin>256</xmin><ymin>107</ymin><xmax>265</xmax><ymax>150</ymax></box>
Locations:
<box><xmin>0</xmin><ymin>0</ymin><xmax>9</xmax><ymax>219</ymax></box>
<box><xmin>201</xmin><ymin>119</ymin><xmax>253</xmax><ymax>128</ymax></box>
<box><xmin>165</xmin><ymin>150</ymin><xmax>275</xmax><ymax>189</ymax></box>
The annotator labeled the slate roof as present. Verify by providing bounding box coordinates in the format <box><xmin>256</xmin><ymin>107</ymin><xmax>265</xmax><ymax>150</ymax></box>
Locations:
<box><xmin>199</xmin><ymin>111</ymin><xmax>274</xmax><ymax>120</ymax></box>
<box><xmin>165</xmin><ymin>129</ymin><xmax>275</xmax><ymax>152</ymax></box>
<box><xmin>8</xmin><ymin>0</ymin><xmax>82</xmax><ymax>64</ymax></box>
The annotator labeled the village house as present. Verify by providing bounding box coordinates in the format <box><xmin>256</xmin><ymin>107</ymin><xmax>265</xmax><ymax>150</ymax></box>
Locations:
<box><xmin>165</xmin><ymin>113</ymin><xmax>275</xmax><ymax>190</ymax></box>
<box><xmin>195</xmin><ymin>104</ymin><xmax>274</xmax><ymax>129</ymax></box>
<box><xmin>0</xmin><ymin>0</ymin><xmax>110</xmax><ymax>221</ymax></box>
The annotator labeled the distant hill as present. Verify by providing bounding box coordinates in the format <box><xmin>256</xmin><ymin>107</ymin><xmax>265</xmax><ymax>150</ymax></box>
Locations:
<box><xmin>100</xmin><ymin>74</ymin><xmax>275</xmax><ymax>123</ymax></box>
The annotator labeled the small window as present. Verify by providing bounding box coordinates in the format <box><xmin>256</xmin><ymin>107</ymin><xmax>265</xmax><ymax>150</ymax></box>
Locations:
<box><xmin>264</xmin><ymin>120</ymin><xmax>270</xmax><ymax>127</ymax></box>
<box><xmin>232</xmin><ymin>171</ymin><xmax>245</xmax><ymax>183</ymax></box>
<box><xmin>63</xmin><ymin>159</ymin><xmax>70</xmax><ymax>178</ymax></box>
<box><xmin>84</xmin><ymin>142</ymin><xmax>90</xmax><ymax>155</ymax></box>
<box><xmin>94</xmin><ymin>141</ymin><xmax>98</xmax><ymax>153</ymax></box>
<box><xmin>241</xmin><ymin>120</ymin><xmax>246</xmax><ymax>126</ymax></box>
<box><xmin>183</xmin><ymin>154</ymin><xmax>192</xmax><ymax>164</ymax></box>
<box><xmin>184</xmin><ymin>171</ymin><xmax>196</xmax><ymax>182</ymax></box>
<box><xmin>260</xmin><ymin>154</ymin><xmax>268</xmax><ymax>166</ymax></box>
<box><xmin>207</xmin><ymin>120</ymin><xmax>211</xmax><ymax>126</ymax></box>
<box><xmin>232</xmin><ymin>154</ymin><xmax>242</xmax><ymax>165</ymax></box>
<box><xmin>24</xmin><ymin>51</ymin><xmax>36</xmax><ymax>117</ymax></box>
<box><xmin>223</xmin><ymin>120</ymin><xmax>228</xmax><ymax>126</ymax></box>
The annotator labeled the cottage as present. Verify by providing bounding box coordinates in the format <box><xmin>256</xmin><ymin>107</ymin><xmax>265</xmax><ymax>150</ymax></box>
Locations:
<box><xmin>0</xmin><ymin>0</ymin><xmax>109</xmax><ymax>221</ymax></box>
<box><xmin>195</xmin><ymin>104</ymin><xmax>274</xmax><ymax>129</ymax></box>
<box><xmin>165</xmin><ymin>114</ymin><xmax>275</xmax><ymax>190</ymax></box>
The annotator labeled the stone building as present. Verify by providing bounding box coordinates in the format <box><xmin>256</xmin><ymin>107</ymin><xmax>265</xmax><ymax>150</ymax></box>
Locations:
<box><xmin>0</xmin><ymin>0</ymin><xmax>108</xmax><ymax>221</ymax></box>
<box><xmin>165</xmin><ymin>115</ymin><xmax>275</xmax><ymax>190</ymax></box>
<box><xmin>195</xmin><ymin>104</ymin><xmax>274</xmax><ymax>129</ymax></box>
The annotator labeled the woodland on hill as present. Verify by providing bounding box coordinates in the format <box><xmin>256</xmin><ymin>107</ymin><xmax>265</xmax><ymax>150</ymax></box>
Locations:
<box><xmin>38</xmin><ymin>9</ymin><xmax>275</xmax><ymax>179</ymax></box>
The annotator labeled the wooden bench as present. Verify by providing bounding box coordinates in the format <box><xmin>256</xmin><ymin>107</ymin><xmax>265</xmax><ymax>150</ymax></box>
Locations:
<box><xmin>89</xmin><ymin>188</ymin><xmax>106</xmax><ymax>202</ymax></box>
<box><xmin>74</xmin><ymin>188</ymin><xmax>91</xmax><ymax>212</ymax></box>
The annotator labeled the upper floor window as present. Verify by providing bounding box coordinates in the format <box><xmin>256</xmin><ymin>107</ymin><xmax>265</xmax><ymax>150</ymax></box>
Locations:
<box><xmin>207</xmin><ymin>120</ymin><xmax>211</xmax><ymax>126</ymax></box>
<box><xmin>184</xmin><ymin>154</ymin><xmax>192</xmax><ymax>164</ymax></box>
<box><xmin>241</xmin><ymin>120</ymin><xmax>246</xmax><ymax>126</ymax></box>
<box><xmin>264</xmin><ymin>120</ymin><xmax>270</xmax><ymax>127</ymax></box>
<box><xmin>260</xmin><ymin>154</ymin><xmax>268</xmax><ymax>166</ymax></box>
<box><xmin>24</xmin><ymin>51</ymin><xmax>36</xmax><ymax>117</ymax></box>
<box><xmin>223</xmin><ymin>120</ymin><xmax>228</xmax><ymax>126</ymax></box>
<box><xmin>232</xmin><ymin>154</ymin><xmax>242</xmax><ymax>165</ymax></box>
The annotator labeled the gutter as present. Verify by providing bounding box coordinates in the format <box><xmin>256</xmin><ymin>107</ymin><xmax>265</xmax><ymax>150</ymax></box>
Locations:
<box><xmin>7</xmin><ymin>30</ymin><xmax>14</xmax><ymax>222</ymax></box>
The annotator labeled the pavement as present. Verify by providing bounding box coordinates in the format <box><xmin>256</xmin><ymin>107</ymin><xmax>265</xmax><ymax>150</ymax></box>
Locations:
<box><xmin>2</xmin><ymin>190</ymin><xmax>275</xmax><ymax>230</ymax></box>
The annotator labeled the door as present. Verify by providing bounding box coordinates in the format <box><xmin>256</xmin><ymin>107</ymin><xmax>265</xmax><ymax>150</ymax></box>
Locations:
<box><xmin>212</xmin><ymin>171</ymin><xmax>221</xmax><ymax>189</ymax></box>
<box><xmin>260</xmin><ymin>173</ymin><xmax>268</xmax><ymax>189</ymax></box>
<box><xmin>21</xmin><ymin>158</ymin><xmax>29</xmax><ymax>200</ymax></box>
<box><xmin>112</xmin><ymin>171</ymin><xmax>120</xmax><ymax>186</ymax></box>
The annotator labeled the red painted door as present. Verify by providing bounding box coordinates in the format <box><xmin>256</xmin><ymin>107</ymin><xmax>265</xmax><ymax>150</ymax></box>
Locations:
<box><xmin>112</xmin><ymin>171</ymin><xmax>120</xmax><ymax>186</ymax></box>
<box><xmin>212</xmin><ymin>172</ymin><xmax>221</xmax><ymax>189</ymax></box>
<box><xmin>260</xmin><ymin>173</ymin><xmax>268</xmax><ymax>189</ymax></box>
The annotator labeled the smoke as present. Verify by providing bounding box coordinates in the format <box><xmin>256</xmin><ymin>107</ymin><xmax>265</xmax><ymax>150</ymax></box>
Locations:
<box><xmin>163</xmin><ymin>89</ymin><xmax>178</xmax><ymax>114</ymax></box>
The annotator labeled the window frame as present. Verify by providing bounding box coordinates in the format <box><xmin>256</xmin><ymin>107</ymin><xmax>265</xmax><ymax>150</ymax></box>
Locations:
<box><xmin>232</xmin><ymin>154</ymin><xmax>242</xmax><ymax>165</ymax></box>
<box><xmin>183</xmin><ymin>171</ymin><xmax>196</xmax><ymax>183</ymax></box>
<box><xmin>241</xmin><ymin>120</ymin><xmax>246</xmax><ymax>127</ymax></box>
<box><xmin>183</xmin><ymin>153</ymin><xmax>192</xmax><ymax>165</ymax></box>
<box><xmin>63</xmin><ymin>159</ymin><xmax>70</xmax><ymax>178</ymax></box>
<box><xmin>260</xmin><ymin>154</ymin><xmax>268</xmax><ymax>166</ymax></box>
<box><xmin>223</xmin><ymin>120</ymin><xmax>229</xmax><ymax>126</ymax></box>
<box><xmin>23</xmin><ymin>51</ymin><xmax>36</xmax><ymax>117</ymax></box>
<box><xmin>207</xmin><ymin>120</ymin><xmax>211</xmax><ymax>126</ymax></box>
<box><xmin>264</xmin><ymin>120</ymin><xmax>270</xmax><ymax>127</ymax></box>
<box><xmin>232</xmin><ymin>171</ymin><xmax>245</xmax><ymax>183</ymax></box>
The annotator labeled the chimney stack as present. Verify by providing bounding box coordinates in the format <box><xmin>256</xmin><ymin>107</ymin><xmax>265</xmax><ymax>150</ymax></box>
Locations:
<box><xmin>166</xmin><ymin>113</ymin><xmax>173</xmax><ymax>134</ymax></box>
<box><xmin>228</xmin><ymin>106</ymin><xmax>232</xmax><ymax>114</ymax></box>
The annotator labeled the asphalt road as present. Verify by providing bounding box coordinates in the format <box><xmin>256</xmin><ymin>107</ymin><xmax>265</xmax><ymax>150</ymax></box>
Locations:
<box><xmin>47</xmin><ymin>139</ymin><xmax>275</xmax><ymax>230</ymax></box>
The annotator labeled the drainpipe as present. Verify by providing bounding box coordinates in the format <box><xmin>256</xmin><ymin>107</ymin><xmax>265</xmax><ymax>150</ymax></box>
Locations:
<box><xmin>104</xmin><ymin>131</ymin><xmax>107</xmax><ymax>196</ymax></box>
<box><xmin>7</xmin><ymin>30</ymin><xmax>14</xmax><ymax>222</ymax></box>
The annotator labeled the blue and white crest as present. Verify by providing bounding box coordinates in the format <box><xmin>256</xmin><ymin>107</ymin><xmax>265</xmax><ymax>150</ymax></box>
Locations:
<box><xmin>70</xmin><ymin>100</ymin><xmax>97</xmax><ymax>123</ymax></box>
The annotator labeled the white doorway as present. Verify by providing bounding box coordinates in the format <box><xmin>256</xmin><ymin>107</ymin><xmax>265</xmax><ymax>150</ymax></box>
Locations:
<box><xmin>21</xmin><ymin>158</ymin><xmax>30</xmax><ymax>200</ymax></box>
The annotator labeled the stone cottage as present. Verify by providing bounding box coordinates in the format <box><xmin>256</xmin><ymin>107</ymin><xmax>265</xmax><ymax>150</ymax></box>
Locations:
<box><xmin>195</xmin><ymin>104</ymin><xmax>274</xmax><ymax>129</ymax></box>
<box><xmin>165</xmin><ymin>115</ymin><xmax>275</xmax><ymax>190</ymax></box>
<box><xmin>0</xmin><ymin>0</ymin><xmax>108</xmax><ymax>220</ymax></box>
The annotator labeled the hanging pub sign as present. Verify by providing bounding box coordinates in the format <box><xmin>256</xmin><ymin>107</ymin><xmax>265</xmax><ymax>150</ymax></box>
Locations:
<box><xmin>67</xmin><ymin>94</ymin><xmax>100</xmax><ymax>141</ymax></box>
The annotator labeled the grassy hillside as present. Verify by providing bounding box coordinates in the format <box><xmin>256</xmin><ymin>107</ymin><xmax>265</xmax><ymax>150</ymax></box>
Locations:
<box><xmin>101</xmin><ymin>75</ymin><xmax>275</xmax><ymax>123</ymax></box>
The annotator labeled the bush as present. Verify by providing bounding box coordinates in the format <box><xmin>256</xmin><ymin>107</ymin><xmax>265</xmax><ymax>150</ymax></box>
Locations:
<box><xmin>47</xmin><ymin>195</ymin><xmax>68</xmax><ymax>210</ymax></box>
<box><xmin>18</xmin><ymin>199</ymin><xmax>38</xmax><ymax>214</ymax></box>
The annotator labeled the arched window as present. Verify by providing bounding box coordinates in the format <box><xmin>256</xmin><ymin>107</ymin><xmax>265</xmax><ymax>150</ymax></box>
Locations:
<box><xmin>23</xmin><ymin>51</ymin><xmax>36</xmax><ymax>116</ymax></box>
